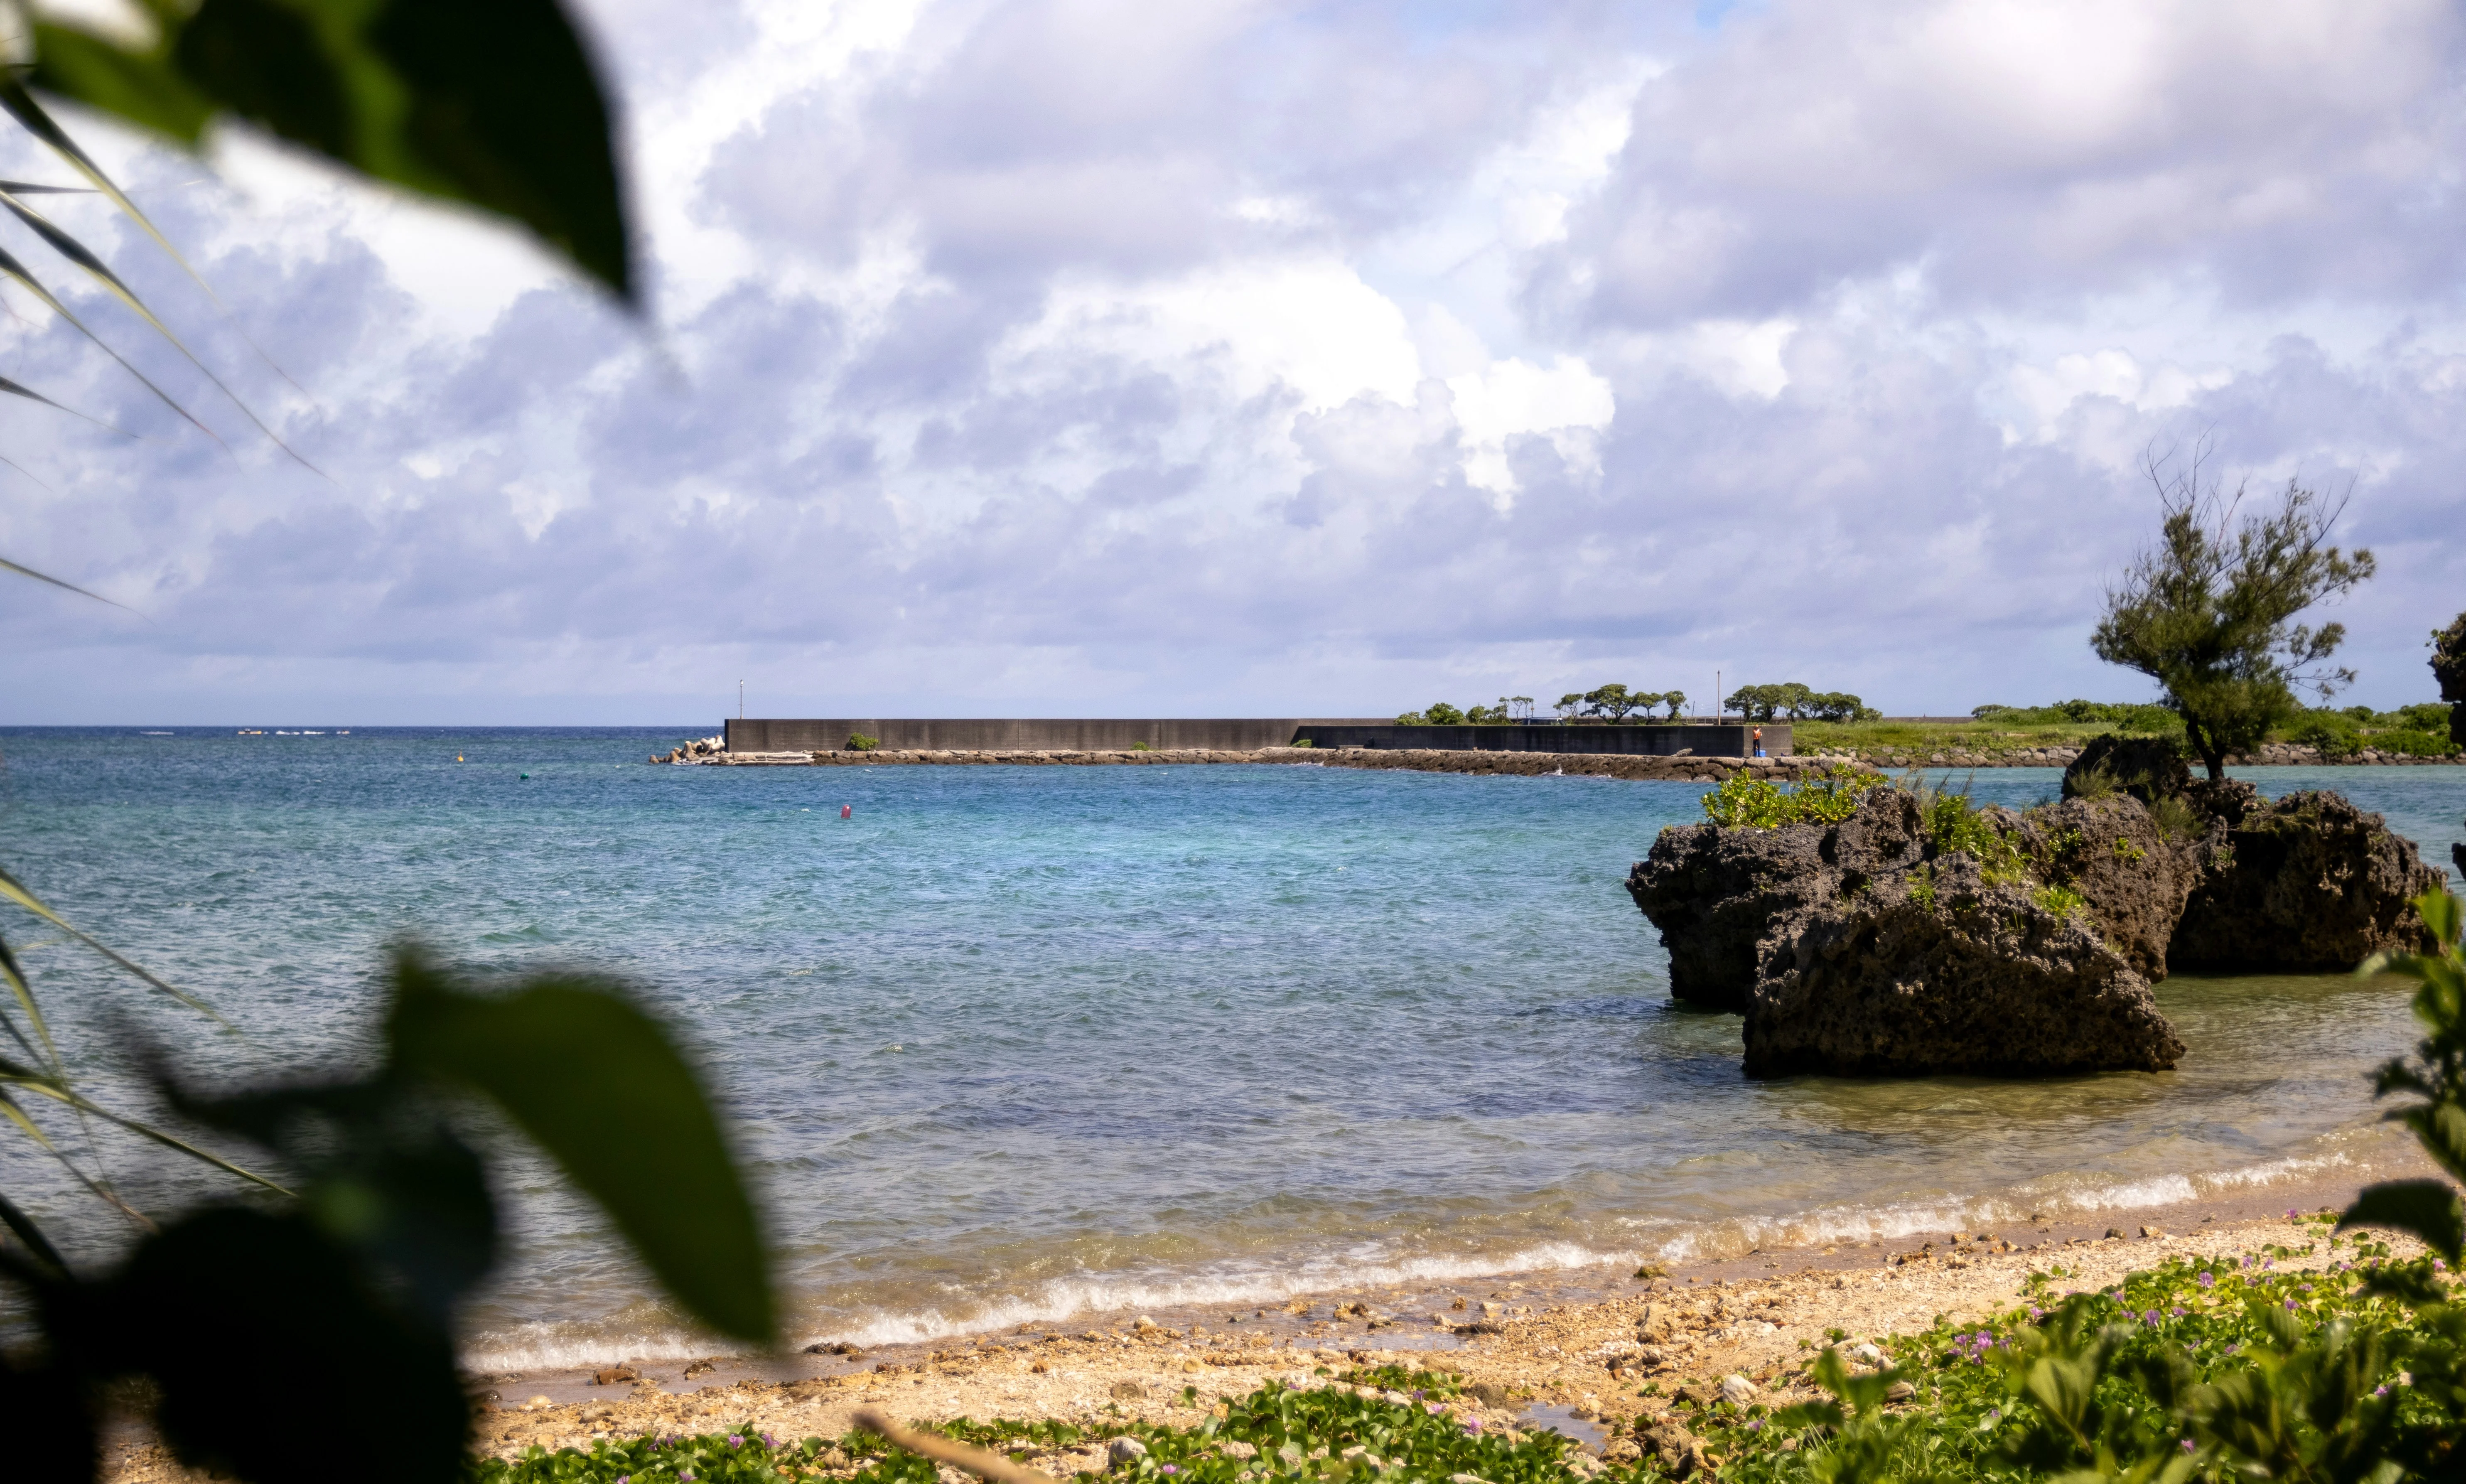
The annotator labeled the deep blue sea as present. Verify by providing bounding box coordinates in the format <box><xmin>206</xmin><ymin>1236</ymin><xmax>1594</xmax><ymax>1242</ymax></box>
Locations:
<box><xmin>0</xmin><ymin>727</ymin><xmax>2460</xmax><ymax>1366</ymax></box>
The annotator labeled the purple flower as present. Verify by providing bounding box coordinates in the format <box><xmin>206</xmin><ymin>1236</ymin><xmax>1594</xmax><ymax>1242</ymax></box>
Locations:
<box><xmin>2376</xmin><ymin>1385</ymin><xmax>2390</xmax><ymax>1398</ymax></box>
<box><xmin>2171</xmin><ymin>1307</ymin><xmax>2186</xmax><ymax>1317</ymax></box>
<box><xmin>1162</xmin><ymin>1467</ymin><xmax>1182</xmax><ymax>1475</ymax></box>
<box><xmin>729</xmin><ymin>1436</ymin><xmax>744</xmax><ymax>1449</ymax></box>
<box><xmin>617</xmin><ymin>1477</ymin><xmax>631</xmax><ymax>1484</ymax></box>
<box><xmin>2288</xmin><ymin>1209</ymin><xmax>2299</xmax><ymax>1218</ymax></box>
<box><xmin>2439</xmin><ymin>1260</ymin><xmax>2451</xmax><ymax>1273</ymax></box>
<box><xmin>2242</xmin><ymin>1256</ymin><xmax>2252</xmax><ymax>1270</ymax></box>
<box><xmin>2198</xmin><ymin>1273</ymin><xmax>2215</xmax><ymax>1288</ymax></box>
<box><xmin>1746</xmin><ymin>1420</ymin><xmax>1764</xmax><ymax>1432</ymax></box>
<box><xmin>2029</xmin><ymin>1306</ymin><xmax>2044</xmax><ymax>1320</ymax></box>
<box><xmin>681</xmin><ymin>1475</ymin><xmax>695</xmax><ymax>1482</ymax></box>
<box><xmin>2144</xmin><ymin>1311</ymin><xmax>2159</xmax><ymax>1325</ymax></box>
<box><xmin>2224</xmin><ymin>1344</ymin><xmax>2240</xmax><ymax>1356</ymax></box>
<box><xmin>2181</xmin><ymin>1440</ymin><xmax>2195</xmax><ymax>1454</ymax></box>
<box><xmin>2285</xmin><ymin>1299</ymin><xmax>2298</xmax><ymax>1312</ymax></box>
<box><xmin>1463</xmin><ymin>1418</ymin><xmax>1484</xmax><ymax>1435</ymax></box>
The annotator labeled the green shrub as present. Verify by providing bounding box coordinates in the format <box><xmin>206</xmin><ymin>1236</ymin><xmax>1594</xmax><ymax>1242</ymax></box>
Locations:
<box><xmin>1701</xmin><ymin>767</ymin><xmax>1871</xmax><ymax>828</ymax></box>
<box><xmin>1921</xmin><ymin>789</ymin><xmax>2028</xmax><ymax>884</ymax></box>
<box><xmin>2113</xmin><ymin>835</ymin><xmax>2147</xmax><ymax>862</ymax></box>
<box><xmin>1972</xmin><ymin>700</ymin><xmax>2179</xmax><ymax>732</ymax></box>
<box><xmin>2391</xmin><ymin>702</ymin><xmax>2452</xmax><ymax>732</ymax></box>
<box><xmin>2149</xmin><ymin>793</ymin><xmax>2201</xmax><ymax>841</ymax></box>
<box><xmin>2068</xmin><ymin>764</ymin><xmax>2119</xmax><ymax>801</ymax></box>
<box><xmin>847</xmin><ymin>732</ymin><xmax>879</xmax><ymax>752</ymax></box>
<box><xmin>2032</xmin><ymin>882</ymin><xmax>2087</xmax><ymax>916</ymax></box>
<box><xmin>2376</xmin><ymin>727</ymin><xmax>2461</xmax><ymax>758</ymax></box>
<box><xmin>1425</xmin><ymin>702</ymin><xmax>1466</xmax><ymax>725</ymax></box>
<box><xmin>2289</xmin><ymin>710</ymin><xmax>2363</xmax><ymax>757</ymax></box>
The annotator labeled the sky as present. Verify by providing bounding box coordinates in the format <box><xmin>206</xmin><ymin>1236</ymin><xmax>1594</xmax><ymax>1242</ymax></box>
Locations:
<box><xmin>0</xmin><ymin>0</ymin><xmax>2461</xmax><ymax>724</ymax></box>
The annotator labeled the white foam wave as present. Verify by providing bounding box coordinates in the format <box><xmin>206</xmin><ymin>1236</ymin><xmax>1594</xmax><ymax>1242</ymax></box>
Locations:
<box><xmin>462</xmin><ymin>1141</ymin><xmax>2404</xmax><ymax>1371</ymax></box>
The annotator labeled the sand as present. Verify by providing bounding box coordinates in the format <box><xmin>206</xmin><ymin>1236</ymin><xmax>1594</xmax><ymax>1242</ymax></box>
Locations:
<box><xmin>94</xmin><ymin>1160</ymin><xmax>2438</xmax><ymax>1484</ymax></box>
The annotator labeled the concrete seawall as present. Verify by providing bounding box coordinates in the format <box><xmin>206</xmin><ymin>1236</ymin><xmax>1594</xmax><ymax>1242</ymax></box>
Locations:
<box><xmin>675</xmin><ymin>746</ymin><xmax>1850</xmax><ymax>782</ymax></box>
<box><xmin>726</xmin><ymin>718</ymin><xmax>1793</xmax><ymax>755</ymax></box>
<box><xmin>725</xmin><ymin>718</ymin><xmax>1391</xmax><ymax>752</ymax></box>
<box><xmin>1293</xmin><ymin>722</ymin><xmax>1787</xmax><ymax>755</ymax></box>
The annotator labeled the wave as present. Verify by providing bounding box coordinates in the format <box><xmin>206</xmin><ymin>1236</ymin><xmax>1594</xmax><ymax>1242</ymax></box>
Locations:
<box><xmin>460</xmin><ymin>1136</ymin><xmax>2403</xmax><ymax>1371</ymax></box>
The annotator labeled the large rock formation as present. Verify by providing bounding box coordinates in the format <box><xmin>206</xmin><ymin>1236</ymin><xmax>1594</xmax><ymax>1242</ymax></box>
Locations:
<box><xmin>2169</xmin><ymin>791</ymin><xmax>2443</xmax><ymax>969</ymax></box>
<box><xmin>1628</xmin><ymin>769</ymin><xmax>2444</xmax><ymax>1078</ymax></box>
<box><xmin>2007</xmin><ymin>794</ymin><xmax>2202</xmax><ymax>979</ymax></box>
<box><xmin>1745</xmin><ymin>857</ymin><xmax>2184</xmax><ymax>1077</ymax></box>
<box><xmin>1628</xmin><ymin>786</ymin><xmax>2184</xmax><ymax>1074</ymax></box>
<box><xmin>2062</xmin><ymin>735</ymin><xmax>2190</xmax><ymax>804</ymax></box>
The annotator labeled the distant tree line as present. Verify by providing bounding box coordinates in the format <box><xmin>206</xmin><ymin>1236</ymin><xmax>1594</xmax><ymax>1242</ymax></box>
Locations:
<box><xmin>1396</xmin><ymin>682</ymin><xmax>1876</xmax><ymax>725</ymax></box>
<box><xmin>1722</xmin><ymin>683</ymin><xmax>1877</xmax><ymax>722</ymax></box>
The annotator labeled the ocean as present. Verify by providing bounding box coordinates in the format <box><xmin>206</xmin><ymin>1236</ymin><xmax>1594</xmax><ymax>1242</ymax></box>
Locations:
<box><xmin>0</xmin><ymin>727</ymin><xmax>2459</xmax><ymax>1366</ymax></box>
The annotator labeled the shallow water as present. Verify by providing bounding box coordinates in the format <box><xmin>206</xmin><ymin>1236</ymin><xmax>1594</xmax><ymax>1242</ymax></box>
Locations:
<box><xmin>0</xmin><ymin>730</ymin><xmax>2457</xmax><ymax>1365</ymax></box>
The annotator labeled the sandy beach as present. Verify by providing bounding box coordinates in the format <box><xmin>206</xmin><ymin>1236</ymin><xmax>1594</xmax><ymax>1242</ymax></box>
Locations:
<box><xmin>96</xmin><ymin>1159</ymin><xmax>2437</xmax><ymax>1484</ymax></box>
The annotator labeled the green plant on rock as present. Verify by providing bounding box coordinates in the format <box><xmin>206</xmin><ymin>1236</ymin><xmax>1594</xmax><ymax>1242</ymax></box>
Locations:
<box><xmin>1700</xmin><ymin>767</ymin><xmax>1872</xmax><ymax>828</ymax></box>
<box><xmin>1919</xmin><ymin>789</ymin><xmax>2028</xmax><ymax>885</ymax></box>
<box><xmin>2114</xmin><ymin>835</ymin><xmax>2147</xmax><ymax>862</ymax></box>
<box><xmin>847</xmin><ymin>732</ymin><xmax>879</xmax><ymax>752</ymax></box>
<box><xmin>2091</xmin><ymin>444</ymin><xmax>2375</xmax><ymax>781</ymax></box>
<box><xmin>2033</xmin><ymin>883</ymin><xmax>2088</xmax><ymax>917</ymax></box>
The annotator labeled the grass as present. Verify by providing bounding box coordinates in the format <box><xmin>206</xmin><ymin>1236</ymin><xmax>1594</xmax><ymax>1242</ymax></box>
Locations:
<box><xmin>465</xmin><ymin>1219</ymin><xmax>2465</xmax><ymax>1484</ymax></box>
<box><xmin>1793</xmin><ymin>720</ymin><xmax>2134</xmax><ymax>757</ymax></box>
<box><xmin>1796</xmin><ymin>707</ymin><xmax>2460</xmax><ymax>761</ymax></box>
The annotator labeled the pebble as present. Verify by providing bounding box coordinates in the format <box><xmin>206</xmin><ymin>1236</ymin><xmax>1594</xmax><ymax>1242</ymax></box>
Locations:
<box><xmin>1718</xmin><ymin>1374</ymin><xmax>1758</xmax><ymax>1405</ymax></box>
<box><xmin>1108</xmin><ymin>1437</ymin><xmax>1148</xmax><ymax>1469</ymax></box>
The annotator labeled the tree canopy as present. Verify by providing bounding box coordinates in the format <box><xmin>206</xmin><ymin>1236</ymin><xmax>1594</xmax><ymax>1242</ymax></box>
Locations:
<box><xmin>2092</xmin><ymin>450</ymin><xmax>2375</xmax><ymax>781</ymax></box>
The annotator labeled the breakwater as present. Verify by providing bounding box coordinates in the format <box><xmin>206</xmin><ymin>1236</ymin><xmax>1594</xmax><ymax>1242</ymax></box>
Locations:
<box><xmin>727</xmin><ymin>718</ymin><xmax>1791</xmax><ymax>755</ymax></box>
<box><xmin>666</xmin><ymin>744</ymin><xmax>1848</xmax><ymax>781</ymax></box>
<box><xmin>725</xmin><ymin>718</ymin><xmax>1390</xmax><ymax>752</ymax></box>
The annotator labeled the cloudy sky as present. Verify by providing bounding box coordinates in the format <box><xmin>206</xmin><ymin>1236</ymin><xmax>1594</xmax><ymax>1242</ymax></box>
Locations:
<box><xmin>0</xmin><ymin>0</ymin><xmax>2460</xmax><ymax>723</ymax></box>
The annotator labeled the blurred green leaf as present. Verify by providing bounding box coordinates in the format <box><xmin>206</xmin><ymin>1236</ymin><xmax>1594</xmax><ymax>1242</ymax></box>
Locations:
<box><xmin>2338</xmin><ymin>1178</ymin><xmax>2464</xmax><ymax>1265</ymax></box>
<box><xmin>385</xmin><ymin>949</ymin><xmax>772</xmax><ymax>1342</ymax></box>
<box><xmin>30</xmin><ymin>0</ymin><xmax>633</xmax><ymax>302</ymax></box>
<box><xmin>97</xmin><ymin>1207</ymin><xmax>467</xmax><ymax>1484</ymax></box>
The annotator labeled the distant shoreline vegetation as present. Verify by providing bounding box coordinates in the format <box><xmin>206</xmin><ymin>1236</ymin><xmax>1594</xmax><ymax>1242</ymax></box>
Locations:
<box><xmin>1800</xmin><ymin>699</ymin><xmax>2462</xmax><ymax>761</ymax></box>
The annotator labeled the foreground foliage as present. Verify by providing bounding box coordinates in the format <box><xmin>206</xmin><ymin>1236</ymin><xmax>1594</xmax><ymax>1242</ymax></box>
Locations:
<box><xmin>0</xmin><ymin>948</ymin><xmax>772</xmax><ymax>1484</ymax></box>
<box><xmin>463</xmin><ymin>1230</ymin><xmax>2466</xmax><ymax>1484</ymax></box>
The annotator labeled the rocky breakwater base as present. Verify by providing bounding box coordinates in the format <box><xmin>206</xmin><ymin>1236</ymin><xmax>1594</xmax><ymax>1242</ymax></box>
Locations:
<box><xmin>653</xmin><ymin>742</ymin><xmax>1850</xmax><ymax>782</ymax></box>
<box><xmin>1626</xmin><ymin>735</ymin><xmax>2444</xmax><ymax>1077</ymax></box>
<box><xmin>1804</xmin><ymin>740</ymin><xmax>2462</xmax><ymax>769</ymax></box>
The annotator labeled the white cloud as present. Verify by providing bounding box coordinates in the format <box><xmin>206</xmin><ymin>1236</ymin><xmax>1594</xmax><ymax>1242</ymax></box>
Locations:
<box><xmin>2</xmin><ymin>0</ymin><xmax>2465</xmax><ymax>720</ymax></box>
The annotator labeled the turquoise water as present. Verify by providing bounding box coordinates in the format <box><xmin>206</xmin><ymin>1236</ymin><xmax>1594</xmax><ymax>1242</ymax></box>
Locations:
<box><xmin>0</xmin><ymin>729</ymin><xmax>2460</xmax><ymax>1366</ymax></box>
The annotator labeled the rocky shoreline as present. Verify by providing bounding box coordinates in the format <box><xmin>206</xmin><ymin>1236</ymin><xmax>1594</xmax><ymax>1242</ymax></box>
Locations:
<box><xmin>1626</xmin><ymin>748</ymin><xmax>2445</xmax><ymax>1078</ymax></box>
<box><xmin>656</xmin><ymin>737</ymin><xmax>2458</xmax><ymax>772</ymax></box>
<box><xmin>1800</xmin><ymin>740</ymin><xmax>2464</xmax><ymax>769</ymax></box>
<box><xmin>654</xmin><ymin>739</ymin><xmax>1857</xmax><ymax>782</ymax></box>
<box><xmin>97</xmin><ymin>1173</ymin><xmax>2430</xmax><ymax>1484</ymax></box>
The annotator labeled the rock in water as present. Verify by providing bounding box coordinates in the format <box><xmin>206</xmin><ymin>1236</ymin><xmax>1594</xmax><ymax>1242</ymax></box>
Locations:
<box><xmin>2007</xmin><ymin>794</ymin><xmax>2200</xmax><ymax>980</ymax></box>
<box><xmin>1744</xmin><ymin>856</ymin><xmax>2183</xmax><ymax>1077</ymax></box>
<box><xmin>2063</xmin><ymin>735</ymin><xmax>2190</xmax><ymax>804</ymax></box>
<box><xmin>2170</xmin><ymin>791</ymin><xmax>2443</xmax><ymax>969</ymax></box>
<box><xmin>1633</xmin><ymin>786</ymin><xmax>2185</xmax><ymax>1076</ymax></box>
<box><xmin>1627</xmin><ymin>789</ymin><xmax>1931</xmax><ymax>1010</ymax></box>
